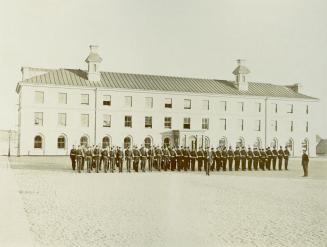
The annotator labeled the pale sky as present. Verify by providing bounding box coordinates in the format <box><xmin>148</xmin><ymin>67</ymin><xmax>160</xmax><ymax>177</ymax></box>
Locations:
<box><xmin>0</xmin><ymin>0</ymin><xmax>326</xmax><ymax>137</ymax></box>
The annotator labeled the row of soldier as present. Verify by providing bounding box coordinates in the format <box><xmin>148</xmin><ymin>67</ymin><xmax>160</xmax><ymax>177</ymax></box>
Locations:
<box><xmin>70</xmin><ymin>144</ymin><xmax>291</xmax><ymax>175</ymax></box>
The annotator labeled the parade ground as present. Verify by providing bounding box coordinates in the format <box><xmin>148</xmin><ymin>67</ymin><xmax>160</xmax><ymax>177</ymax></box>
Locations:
<box><xmin>4</xmin><ymin>156</ymin><xmax>327</xmax><ymax>247</ymax></box>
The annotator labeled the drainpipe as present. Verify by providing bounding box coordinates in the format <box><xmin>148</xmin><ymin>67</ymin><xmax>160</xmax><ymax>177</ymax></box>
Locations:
<box><xmin>94</xmin><ymin>88</ymin><xmax>98</xmax><ymax>146</ymax></box>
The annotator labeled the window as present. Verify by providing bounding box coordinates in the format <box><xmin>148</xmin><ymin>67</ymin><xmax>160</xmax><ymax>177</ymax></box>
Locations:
<box><xmin>239</xmin><ymin>119</ymin><xmax>244</xmax><ymax>131</ymax></box>
<box><xmin>272</xmin><ymin>120</ymin><xmax>278</xmax><ymax>131</ymax></box>
<box><xmin>58</xmin><ymin>93</ymin><xmax>67</xmax><ymax>104</ymax></box>
<box><xmin>184</xmin><ymin>99</ymin><xmax>191</xmax><ymax>109</ymax></box>
<box><xmin>34</xmin><ymin>112</ymin><xmax>43</xmax><ymax>126</ymax></box>
<box><xmin>272</xmin><ymin>103</ymin><xmax>278</xmax><ymax>113</ymax></box>
<box><xmin>183</xmin><ymin>118</ymin><xmax>191</xmax><ymax>129</ymax></box>
<box><xmin>165</xmin><ymin>98</ymin><xmax>172</xmax><ymax>108</ymax></box>
<box><xmin>290</xmin><ymin>121</ymin><xmax>294</xmax><ymax>132</ymax></box>
<box><xmin>103</xmin><ymin>95</ymin><xmax>111</xmax><ymax>106</ymax></box>
<box><xmin>164</xmin><ymin>137</ymin><xmax>171</xmax><ymax>148</ymax></box>
<box><xmin>57</xmin><ymin>136</ymin><xmax>66</xmax><ymax>149</ymax></box>
<box><xmin>202</xmin><ymin>100</ymin><xmax>209</xmax><ymax>110</ymax></box>
<box><xmin>124</xmin><ymin>137</ymin><xmax>132</xmax><ymax>149</ymax></box>
<box><xmin>220</xmin><ymin>118</ymin><xmax>227</xmax><ymax>131</ymax></box>
<box><xmin>164</xmin><ymin>117</ymin><xmax>172</xmax><ymax>129</ymax></box>
<box><xmin>80</xmin><ymin>136</ymin><xmax>88</xmax><ymax>147</ymax></box>
<box><xmin>34</xmin><ymin>135</ymin><xmax>43</xmax><ymax>149</ymax></box>
<box><xmin>238</xmin><ymin>102</ymin><xmax>244</xmax><ymax>112</ymax></box>
<box><xmin>124</xmin><ymin>96</ymin><xmax>132</xmax><ymax>107</ymax></box>
<box><xmin>145</xmin><ymin>97</ymin><xmax>153</xmax><ymax>108</ymax></box>
<box><xmin>125</xmin><ymin>116</ymin><xmax>132</xmax><ymax>128</ymax></box>
<box><xmin>306</xmin><ymin>121</ymin><xmax>309</xmax><ymax>132</ymax></box>
<box><xmin>102</xmin><ymin>136</ymin><xmax>110</xmax><ymax>148</ymax></box>
<box><xmin>34</xmin><ymin>91</ymin><xmax>44</xmax><ymax>104</ymax></box>
<box><xmin>145</xmin><ymin>116</ymin><xmax>152</xmax><ymax>128</ymax></box>
<box><xmin>202</xmin><ymin>118</ymin><xmax>209</xmax><ymax>130</ymax></box>
<box><xmin>144</xmin><ymin>137</ymin><xmax>152</xmax><ymax>148</ymax></box>
<box><xmin>58</xmin><ymin>113</ymin><xmax>66</xmax><ymax>126</ymax></box>
<box><xmin>81</xmin><ymin>114</ymin><xmax>89</xmax><ymax>127</ymax></box>
<box><xmin>81</xmin><ymin>94</ymin><xmax>89</xmax><ymax>105</ymax></box>
<box><xmin>287</xmin><ymin>104</ymin><xmax>294</xmax><ymax>113</ymax></box>
<box><xmin>255</xmin><ymin>120</ymin><xmax>261</xmax><ymax>131</ymax></box>
<box><xmin>306</xmin><ymin>105</ymin><xmax>309</xmax><ymax>114</ymax></box>
<box><xmin>103</xmin><ymin>114</ymin><xmax>111</xmax><ymax>127</ymax></box>
<box><xmin>220</xmin><ymin>101</ymin><xmax>227</xmax><ymax>111</ymax></box>
<box><xmin>256</xmin><ymin>103</ymin><xmax>261</xmax><ymax>112</ymax></box>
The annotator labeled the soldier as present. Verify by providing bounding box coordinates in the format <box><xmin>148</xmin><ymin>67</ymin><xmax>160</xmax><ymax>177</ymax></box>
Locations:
<box><xmin>259</xmin><ymin>148</ymin><xmax>266</xmax><ymax>171</ymax></box>
<box><xmin>272</xmin><ymin>146</ymin><xmax>278</xmax><ymax>170</ymax></box>
<box><xmin>234</xmin><ymin>147</ymin><xmax>241</xmax><ymax>171</ymax></box>
<box><xmin>155</xmin><ymin>146</ymin><xmax>163</xmax><ymax>171</ymax></box>
<box><xmin>117</xmin><ymin>147</ymin><xmax>124</xmax><ymax>172</ymax></box>
<box><xmin>85</xmin><ymin>146</ymin><xmax>93</xmax><ymax>173</ymax></box>
<box><xmin>93</xmin><ymin>145</ymin><xmax>101</xmax><ymax>173</ymax></box>
<box><xmin>140</xmin><ymin>145</ymin><xmax>148</xmax><ymax>172</ymax></box>
<box><xmin>240</xmin><ymin>147</ymin><xmax>247</xmax><ymax>171</ymax></box>
<box><xmin>125</xmin><ymin>146</ymin><xmax>133</xmax><ymax>172</ymax></box>
<box><xmin>190</xmin><ymin>148</ymin><xmax>197</xmax><ymax>171</ymax></box>
<box><xmin>197</xmin><ymin>147</ymin><xmax>204</xmax><ymax>171</ymax></box>
<box><xmin>253</xmin><ymin>147</ymin><xmax>260</xmax><ymax>171</ymax></box>
<box><xmin>169</xmin><ymin>147</ymin><xmax>177</xmax><ymax>171</ymax></box>
<box><xmin>148</xmin><ymin>146</ymin><xmax>155</xmax><ymax>172</ymax></box>
<box><xmin>163</xmin><ymin>146</ymin><xmax>170</xmax><ymax>171</ymax></box>
<box><xmin>266</xmin><ymin>147</ymin><xmax>272</xmax><ymax>170</ymax></box>
<box><xmin>176</xmin><ymin>146</ymin><xmax>183</xmax><ymax>171</ymax></box>
<box><xmin>284</xmin><ymin>146</ymin><xmax>290</xmax><ymax>170</ymax></box>
<box><xmin>215</xmin><ymin>147</ymin><xmax>222</xmax><ymax>171</ymax></box>
<box><xmin>183</xmin><ymin>147</ymin><xmax>190</xmax><ymax>171</ymax></box>
<box><xmin>81</xmin><ymin>145</ymin><xmax>87</xmax><ymax>170</ymax></box>
<box><xmin>301</xmin><ymin>150</ymin><xmax>309</xmax><ymax>177</ymax></box>
<box><xmin>76</xmin><ymin>146</ymin><xmax>83</xmax><ymax>173</ymax></box>
<box><xmin>221</xmin><ymin>146</ymin><xmax>227</xmax><ymax>171</ymax></box>
<box><xmin>203</xmin><ymin>147</ymin><xmax>209</xmax><ymax>172</ymax></box>
<box><xmin>227</xmin><ymin>146</ymin><xmax>234</xmax><ymax>171</ymax></box>
<box><xmin>209</xmin><ymin>147</ymin><xmax>216</xmax><ymax>171</ymax></box>
<box><xmin>207</xmin><ymin>148</ymin><xmax>214</xmax><ymax>176</ymax></box>
<box><xmin>277</xmin><ymin>146</ymin><xmax>284</xmax><ymax>170</ymax></box>
<box><xmin>132</xmin><ymin>146</ymin><xmax>140</xmax><ymax>172</ymax></box>
<box><xmin>101</xmin><ymin>147</ymin><xmax>109</xmax><ymax>173</ymax></box>
<box><xmin>247</xmin><ymin>147</ymin><xmax>253</xmax><ymax>171</ymax></box>
<box><xmin>69</xmin><ymin>145</ymin><xmax>77</xmax><ymax>170</ymax></box>
<box><xmin>109</xmin><ymin>147</ymin><xmax>116</xmax><ymax>172</ymax></box>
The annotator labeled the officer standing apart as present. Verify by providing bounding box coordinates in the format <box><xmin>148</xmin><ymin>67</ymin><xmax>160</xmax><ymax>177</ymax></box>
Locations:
<box><xmin>301</xmin><ymin>150</ymin><xmax>309</xmax><ymax>177</ymax></box>
<box><xmin>284</xmin><ymin>146</ymin><xmax>290</xmax><ymax>170</ymax></box>
<box><xmin>70</xmin><ymin>145</ymin><xmax>77</xmax><ymax>170</ymax></box>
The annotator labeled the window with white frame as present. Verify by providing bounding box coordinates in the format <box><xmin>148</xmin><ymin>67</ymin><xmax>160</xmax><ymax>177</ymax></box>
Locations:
<box><xmin>34</xmin><ymin>112</ymin><xmax>43</xmax><ymax>126</ymax></box>
<box><xmin>145</xmin><ymin>116</ymin><xmax>152</xmax><ymax>128</ymax></box>
<box><xmin>145</xmin><ymin>97</ymin><xmax>153</xmax><ymax>109</ymax></box>
<box><xmin>57</xmin><ymin>136</ymin><xmax>66</xmax><ymax>149</ymax></box>
<box><xmin>287</xmin><ymin>104</ymin><xmax>294</xmax><ymax>113</ymax></box>
<box><xmin>58</xmin><ymin>93</ymin><xmax>67</xmax><ymax>104</ymax></box>
<box><xmin>164</xmin><ymin>117</ymin><xmax>172</xmax><ymax>129</ymax></box>
<box><xmin>125</xmin><ymin>116</ymin><xmax>132</xmax><ymax>128</ymax></box>
<box><xmin>81</xmin><ymin>114</ymin><xmax>89</xmax><ymax>127</ymax></box>
<box><xmin>306</xmin><ymin>105</ymin><xmax>309</xmax><ymax>114</ymax></box>
<box><xmin>183</xmin><ymin>117</ymin><xmax>191</xmax><ymax>129</ymax></box>
<box><xmin>165</xmin><ymin>98</ymin><xmax>172</xmax><ymax>108</ymax></box>
<box><xmin>124</xmin><ymin>96</ymin><xmax>132</xmax><ymax>107</ymax></box>
<box><xmin>58</xmin><ymin>113</ymin><xmax>66</xmax><ymax>126</ymax></box>
<box><xmin>202</xmin><ymin>100</ymin><xmax>209</xmax><ymax>110</ymax></box>
<box><xmin>34</xmin><ymin>91</ymin><xmax>44</xmax><ymax>104</ymax></box>
<box><xmin>272</xmin><ymin>103</ymin><xmax>278</xmax><ymax>113</ymax></box>
<box><xmin>202</xmin><ymin>118</ymin><xmax>209</xmax><ymax>130</ymax></box>
<box><xmin>103</xmin><ymin>114</ymin><xmax>111</xmax><ymax>127</ymax></box>
<box><xmin>255</xmin><ymin>120</ymin><xmax>261</xmax><ymax>131</ymax></box>
<box><xmin>238</xmin><ymin>102</ymin><xmax>244</xmax><ymax>112</ymax></box>
<box><xmin>220</xmin><ymin>101</ymin><xmax>227</xmax><ymax>112</ymax></box>
<box><xmin>184</xmin><ymin>99</ymin><xmax>191</xmax><ymax>109</ymax></box>
<box><xmin>81</xmin><ymin>94</ymin><xmax>89</xmax><ymax>105</ymax></box>
<box><xmin>238</xmin><ymin>119</ymin><xmax>244</xmax><ymax>131</ymax></box>
<box><xmin>306</xmin><ymin>121</ymin><xmax>309</xmax><ymax>132</ymax></box>
<box><xmin>255</xmin><ymin>102</ymin><xmax>261</xmax><ymax>112</ymax></box>
<box><xmin>220</xmin><ymin>118</ymin><xmax>227</xmax><ymax>131</ymax></box>
<box><xmin>103</xmin><ymin>95</ymin><xmax>111</xmax><ymax>106</ymax></box>
<box><xmin>272</xmin><ymin>120</ymin><xmax>277</xmax><ymax>131</ymax></box>
<box><xmin>290</xmin><ymin>121</ymin><xmax>294</xmax><ymax>132</ymax></box>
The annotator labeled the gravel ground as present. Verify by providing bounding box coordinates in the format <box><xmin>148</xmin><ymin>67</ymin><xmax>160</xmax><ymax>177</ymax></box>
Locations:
<box><xmin>10</xmin><ymin>157</ymin><xmax>327</xmax><ymax>247</ymax></box>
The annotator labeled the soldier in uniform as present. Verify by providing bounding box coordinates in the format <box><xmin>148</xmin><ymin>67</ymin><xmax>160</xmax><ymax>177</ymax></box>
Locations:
<box><xmin>117</xmin><ymin>147</ymin><xmax>124</xmax><ymax>172</ymax></box>
<box><xmin>163</xmin><ymin>146</ymin><xmax>170</xmax><ymax>171</ymax></box>
<box><xmin>101</xmin><ymin>147</ymin><xmax>109</xmax><ymax>173</ymax></box>
<box><xmin>203</xmin><ymin>147</ymin><xmax>209</xmax><ymax>172</ymax></box>
<box><xmin>76</xmin><ymin>146</ymin><xmax>83</xmax><ymax>173</ymax></box>
<box><xmin>207</xmin><ymin>148</ymin><xmax>214</xmax><ymax>176</ymax></box>
<box><xmin>140</xmin><ymin>145</ymin><xmax>148</xmax><ymax>172</ymax></box>
<box><xmin>197</xmin><ymin>147</ymin><xmax>204</xmax><ymax>171</ymax></box>
<box><xmin>210</xmin><ymin>147</ymin><xmax>216</xmax><ymax>171</ymax></box>
<box><xmin>132</xmin><ymin>146</ymin><xmax>140</xmax><ymax>172</ymax></box>
<box><xmin>234</xmin><ymin>147</ymin><xmax>241</xmax><ymax>171</ymax></box>
<box><xmin>183</xmin><ymin>147</ymin><xmax>190</xmax><ymax>171</ymax></box>
<box><xmin>240</xmin><ymin>147</ymin><xmax>247</xmax><ymax>171</ymax></box>
<box><xmin>277</xmin><ymin>146</ymin><xmax>284</xmax><ymax>170</ymax></box>
<box><xmin>215</xmin><ymin>147</ymin><xmax>222</xmax><ymax>171</ymax></box>
<box><xmin>148</xmin><ymin>146</ymin><xmax>155</xmax><ymax>172</ymax></box>
<box><xmin>259</xmin><ymin>148</ymin><xmax>266</xmax><ymax>171</ymax></box>
<box><xmin>69</xmin><ymin>145</ymin><xmax>77</xmax><ymax>170</ymax></box>
<box><xmin>221</xmin><ymin>146</ymin><xmax>227</xmax><ymax>171</ymax></box>
<box><xmin>247</xmin><ymin>147</ymin><xmax>253</xmax><ymax>171</ymax></box>
<box><xmin>124</xmin><ymin>146</ymin><xmax>133</xmax><ymax>172</ymax></box>
<box><xmin>176</xmin><ymin>147</ymin><xmax>183</xmax><ymax>171</ymax></box>
<box><xmin>284</xmin><ymin>146</ymin><xmax>290</xmax><ymax>170</ymax></box>
<box><xmin>85</xmin><ymin>147</ymin><xmax>93</xmax><ymax>173</ymax></box>
<box><xmin>266</xmin><ymin>147</ymin><xmax>272</xmax><ymax>170</ymax></box>
<box><xmin>301</xmin><ymin>150</ymin><xmax>309</xmax><ymax>177</ymax></box>
<box><xmin>253</xmin><ymin>147</ymin><xmax>260</xmax><ymax>171</ymax></box>
<box><xmin>81</xmin><ymin>145</ymin><xmax>87</xmax><ymax>170</ymax></box>
<box><xmin>227</xmin><ymin>146</ymin><xmax>234</xmax><ymax>171</ymax></box>
<box><xmin>190</xmin><ymin>148</ymin><xmax>197</xmax><ymax>171</ymax></box>
<box><xmin>155</xmin><ymin>146</ymin><xmax>163</xmax><ymax>171</ymax></box>
<box><xmin>109</xmin><ymin>147</ymin><xmax>116</xmax><ymax>172</ymax></box>
<box><xmin>93</xmin><ymin>145</ymin><xmax>101</xmax><ymax>173</ymax></box>
<box><xmin>272</xmin><ymin>146</ymin><xmax>278</xmax><ymax>170</ymax></box>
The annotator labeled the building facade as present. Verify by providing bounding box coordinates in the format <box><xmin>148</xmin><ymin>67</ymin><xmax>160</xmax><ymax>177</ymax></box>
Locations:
<box><xmin>16</xmin><ymin>46</ymin><xmax>318</xmax><ymax>156</ymax></box>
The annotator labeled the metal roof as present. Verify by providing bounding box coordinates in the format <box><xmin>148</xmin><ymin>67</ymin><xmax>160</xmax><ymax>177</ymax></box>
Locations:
<box><xmin>18</xmin><ymin>68</ymin><xmax>316</xmax><ymax>99</ymax></box>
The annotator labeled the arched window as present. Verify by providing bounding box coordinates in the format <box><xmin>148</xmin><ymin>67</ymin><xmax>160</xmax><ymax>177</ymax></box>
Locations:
<box><xmin>80</xmin><ymin>136</ymin><xmax>88</xmax><ymax>147</ymax></box>
<box><xmin>144</xmin><ymin>137</ymin><xmax>152</xmax><ymax>148</ymax></box>
<box><xmin>286</xmin><ymin>138</ymin><xmax>294</xmax><ymax>156</ymax></box>
<box><xmin>102</xmin><ymin>136</ymin><xmax>110</xmax><ymax>148</ymax></box>
<box><xmin>219</xmin><ymin>137</ymin><xmax>227</xmax><ymax>148</ymax></box>
<box><xmin>124</xmin><ymin>136</ymin><xmax>132</xmax><ymax>149</ymax></box>
<box><xmin>34</xmin><ymin>135</ymin><xmax>43</xmax><ymax>149</ymax></box>
<box><xmin>302</xmin><ymin>138</ymin><xmax>309</xmax><ymax>155</ymax></box>
<box><xmin>270</xmin><ymin>138</ymin><xmax>278</xmax><ymax>149</ymax></box>
<box><xmin>57</xmin><ymin>135</ymin><xmax>66</xmax><ymax>149</ymax></box>
<box><xmin>164</xmin><ymin>137</ymin><xmax>170</xmax><ymax>148</ymax></box>
<box><xmin>254</xmin><ymin>137</ymin><xmax>262</xmax><ymax>149</ymax></box>
<box><xmin>236</xmin><ymin>137</ymin><xmax>245</xmax><ymax>148</ymax></box>
<box><xmin>204</xmin><ymin>136</ymin><xmax>210</xmax><ymax>149</ymax></box>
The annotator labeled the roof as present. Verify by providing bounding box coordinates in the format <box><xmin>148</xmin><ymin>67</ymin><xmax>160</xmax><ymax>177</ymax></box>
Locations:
<box><xmin>18</xmin><ymin>68</ymin><xmax>316</xmax><ymax>99</ymax></box>
<box><xmin>316</xmin><ymin>139</ymin><xmax>327</xmax><ymax>155</ymax></box>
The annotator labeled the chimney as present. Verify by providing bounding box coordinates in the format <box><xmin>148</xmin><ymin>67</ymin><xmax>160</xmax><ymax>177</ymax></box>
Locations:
<box><xmin>21</xmin><ymin>67</ymin><xmax>30</xmax><ymax>81</ymax></box>
<box><xmin>232</xmin><ymin>59</ymin><xmax>250</xmax><ymax>91</ymax></box>
<box><xmin>85</xmin><ymin>45</ymin><xmax>102</xmax><ymax>81</ymax></box>
<box><xmin>287</xmin><ymin>83</ymin><xmax>303</xmax><ymax>93</ymax></box>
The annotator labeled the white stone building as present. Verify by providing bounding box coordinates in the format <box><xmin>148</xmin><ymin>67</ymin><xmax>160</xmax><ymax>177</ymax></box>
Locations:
<box><xmin>15</xmin><ymin>46</ymin><xmax>318</xmax><ymax>156</ymax></box>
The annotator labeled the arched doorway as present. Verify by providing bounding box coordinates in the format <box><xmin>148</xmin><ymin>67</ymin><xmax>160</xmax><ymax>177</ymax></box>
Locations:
<box><xmin>188</xmin><ymin>136</ymin><xmax>197</xmax><ymax>150</ymax></box>
<box><xmin>80</xmin><ymin>136</ymin><xmax>88</xmax><ymax>147</ymax></box>
<box><xmin>34</xmin><ymin>135</ymin><xmax>43</xmax><ymax>149</ymax></box>
<box><xmin>236</xmin><ymin>137</ymin><xmax>245</xmax><ymax>148</ymax></box>
<box><xmin>270</xmin><ymin>138</ymin><xmax>278</xmax><ymax>149</ymax></box>
<box><xmin>102</xmin><ymin>136</ymin><xmax>111</xmax><ymax>148</ymax></box>
<box><xmin>124</xmin><ymin>136</ymin><xmax>132</xmax><ymax>149</ymax></box>
<box><xmin>219</xmin><ymin>136</ymin><xmax>228</xmax><ymax>148</ymax></box>
<box><xmin>254</xmin><ymin>137</ymin><xmax>262</xmax><ymax>149</ymax></box>
<box><xmin>204</xmin><ymin>136</ymin><xmax>210</xmax><ymax>149</ymax></box>
<box><xmin>163</xmin><ymin>137</ymin><xmax>171</xmax><ymax>148</ymax></box>
<box><xmin>144</xmin><ymin>136</ymin><xmax>153</xmax><ymax>148</ymax></box>
<box><xmin>286</xmin><ymin>138</ymin><xmax>294</xmax><ymax>157</ymax></box>
<box><xmin>302</xmin><ymin>138</ymin><xmax>309</xmax><ymax>155</ymax></box>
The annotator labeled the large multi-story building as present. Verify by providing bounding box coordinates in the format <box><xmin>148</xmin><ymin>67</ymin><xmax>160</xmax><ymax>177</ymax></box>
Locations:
<box><xmin>16</xmin><ymin>46</ymin><xmax>318</xmax><ymax>156</ymax></box>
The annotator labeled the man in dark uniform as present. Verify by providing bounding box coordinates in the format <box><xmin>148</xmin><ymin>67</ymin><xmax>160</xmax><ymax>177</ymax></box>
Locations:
<box><xmin>277</xmin><ymin>146</ymin><xmax>284</xmax><ymax>170</ymax></box>
<box><xmin>93</xmin><ymin>145</ymin><xmax>101</xmax><ymax>173</ymax></box>
<box><xmin>163</xmin><ymin>146</ymin><xmax>170</xmax><ymax>171</ymax></box>
<box><xmin>117</xmin><ymin>147</ymin><xmax>124</xmax><ymax>172</ymax></box>
<box><xmin>148</xmin><ymin>146</ymin><xmax>155</xmax><ymax>172</ymax></box>
<box><xmin>301</xmin><ymin>150</ymin><xmax>309</xmax><ymax>177</ymax></box>
<box><xmin>234</xmin><ymin>147</ymin><xmax>241</xmax><ymax>171</ymax></box>
<box><xmin>247</xmin><ymin>147</ymin><xmax>253</xmax><ymax>171</ymax></box>
<box><xmin>190</xmin><ymin>148</ymin><xmax>197</xmax><ymax>171</ymax></box>
<box><xmin>133</xmin><ymin>146</ymin><xmax>140</xmax><ymax>172</ymax></box>
<box><xmin>101</xmin><ymin>147</ymin><xmax>109</xmax><ymax>173</ymax></box>
<box><xmin>125</xmin><ymin>146</ymin><xmax>133</xmax><ymax>172</ymax></box>
<box><xmin>266</xmin><ymin>147</ymin><xmax>272</xmax><ymax>170</ymax></box>
<box><xmin>215</xmin><ymin>147</ymin><xmax>222</xmax><ymax>171</ymax></box>
<box><xmin>221</xmin><ymin>146</ymin><xmax>227</xmax><ymax>171</ymax></box>
<box><xmin>197</xmin><ymin>147</ymin><xmax>204</xmax><ymax>171</ymax></box>
<box><xmin>183</xmin><ymin>147</ymin><xmax>190</xmax><ymax>171</ymax></box>
<box><xmin>227</xmin><ymin>146</ymin><xmax>234</xmax><ymax>171</ymax></box>
<box><xmin>176</xmin><ymin>147</ymin><xmax>183</xmax><ymax>171</ymax></box>
<box><xmin>259</xmin><ymin>148</ymin><xmax>266</xmax><ymax>171</ymax></box>
<box><xmin>240</xmin><ymin>147</ymin><xmax>247</xmax><ymax>171</ymax></box>
<box><xmin>85</xmin><ymin>147</ymin><xmax>93</xmax><ymax>173</ymax></box>
<box><xmin>140</xmin><ymin>145</ymin><xmax>148</xmax><ymax>172</ymax></box>
<box><xmin>272</xmin><ymin>146</ymin><xmax>278</xmax><ymax>170</ymax></box>
<box><xmin>253</xmin><ymin>147</ymin><xmax>260</xmax><ymax>171</ymax></box>
<box><xmin>284</xmin><ymin>146</ymin><xmax>290</xmax><ymax>170</ymax></box>
<box><xmin>170</xmin><ymin>147</ymin><xmax>177</xmax><ymax>171</ymax></box>
<box><xmin>207</xmin><ymin>148</ymin><xmax>214</xmax><ymax>176</ymax></box>
<box><xmin>203</xmin><ymin>147</ymin><xmax>209</xmax><ymax>172</ymax></box>
<box><xmin>109</xmin><ymin>147</ymin><xmax>115</xmax><ymax>172</ymax></box>
<box><xmin>210</xmin><ymin>147</ymin><xmax>216</xmax><ymax>171</ymax></box>
<box><xmin>81</xmin><ymin>145</ymin><xmax>87</xmax><ymax>170</ymax></box>
<box><xmin>70</xmin><ymin>145</ymin><xmax>77</xmax><ymax>170</ymax></box>
<box><xmin>155</xmin><ymin>146</ymin><xmax>163</xmax><ymax>171</ymax></box>
<box><xmin>76</xmin><ymin>146</ymin><xmax>83</xmax><ymax>173</ymax></box>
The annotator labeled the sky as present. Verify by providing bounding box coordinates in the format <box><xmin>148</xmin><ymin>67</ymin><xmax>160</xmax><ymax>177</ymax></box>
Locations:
<box><xmin>0</xmin><ymin>0</ymin><xmax>326</xmax><ymax>137</ymax></box>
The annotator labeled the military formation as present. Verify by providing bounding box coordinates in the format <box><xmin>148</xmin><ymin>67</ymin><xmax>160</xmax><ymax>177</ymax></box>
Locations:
<box><xmin>70</xmin><ymin>144</ymin><xmax>291</xmax><ymax>176</ymax></box>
